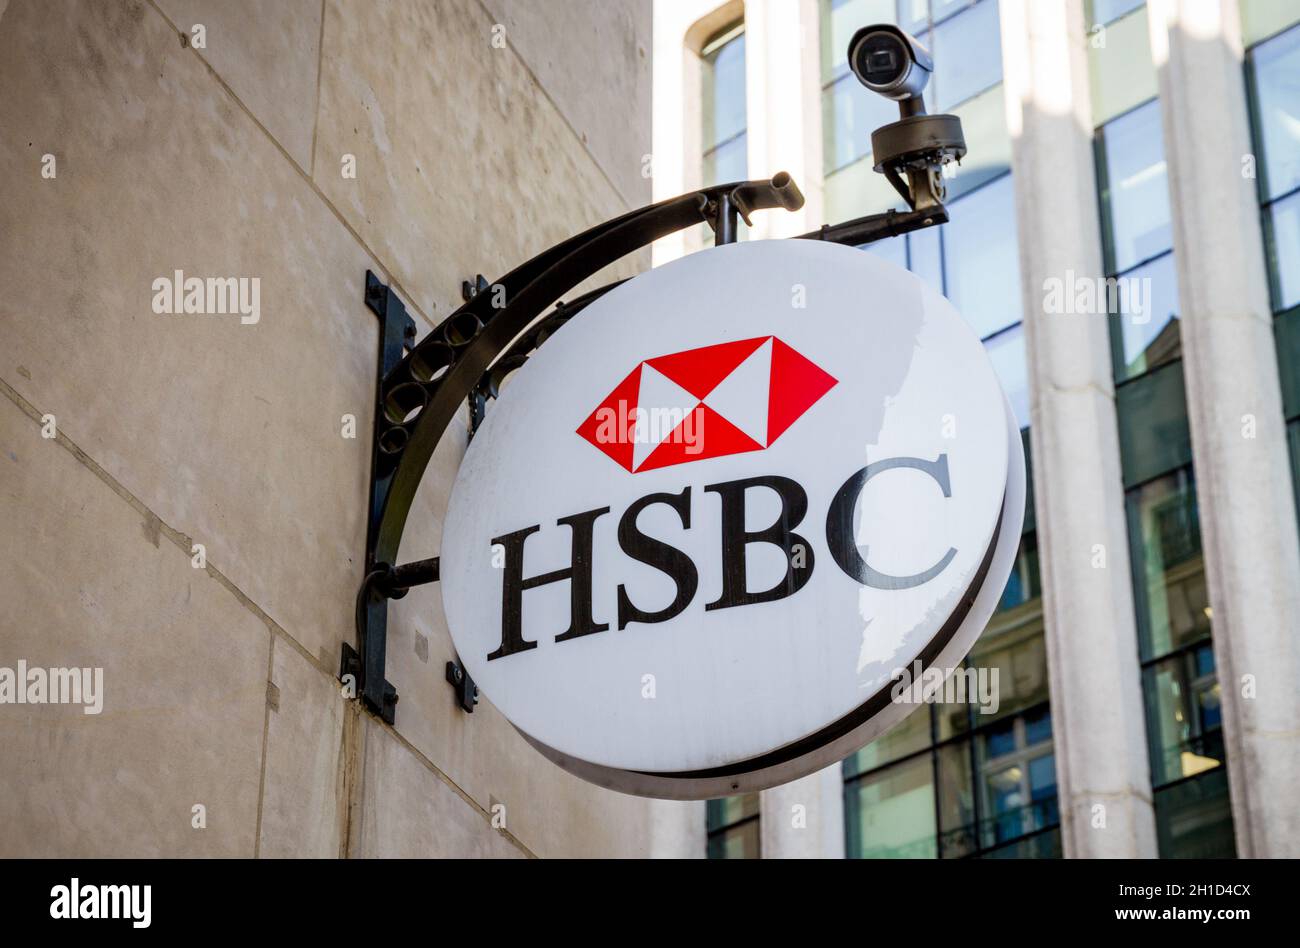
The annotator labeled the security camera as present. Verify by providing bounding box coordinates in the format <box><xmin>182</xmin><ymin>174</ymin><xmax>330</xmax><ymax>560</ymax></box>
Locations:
<box><xmin>847</xmin><ymin>23</ymin><xmax>963</xmax><ymax>212</ymax></box>
<box><xmin>848</xmin><ymin>25</ymin><xmax>932</xmax><ymax>107</ymax></box>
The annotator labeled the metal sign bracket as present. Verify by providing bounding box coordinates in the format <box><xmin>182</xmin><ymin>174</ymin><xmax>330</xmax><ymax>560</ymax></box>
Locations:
<box><xmin>345</xmin><ymin>168</ymin><xmax>960</xmax><ymax>728</ymax></box>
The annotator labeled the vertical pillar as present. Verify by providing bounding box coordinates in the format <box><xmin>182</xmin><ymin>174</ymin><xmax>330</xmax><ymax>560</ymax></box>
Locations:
<box><xmin>648</xmin><ymin>800</ymin><xmax>706</xmax><ymax>858</ymax></box>
<box><xmin>743</xmin><ymin>0</ymin><xmax>824</xmax><ymax>236</ymax></box>
<box><xmin>760</xmin><ymin>764</ymin><xmax>845</xmax><ymax>858</ymax></box>
<box><xmin>1147</xmin><ymin>0</ymin><xmax>1300</xmax><ymax>857</ymax></box>
<box><xmin>999</xmin><ymin>0</ymin><xmax>1158</xmax><ymax>857</ymax></box>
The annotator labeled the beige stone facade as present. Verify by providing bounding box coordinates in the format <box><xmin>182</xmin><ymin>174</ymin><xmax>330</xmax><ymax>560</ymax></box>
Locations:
<box><xmin>0</xmin><ymin>0</ymin><xmax>681</xmax><ymax>858</ymax></box>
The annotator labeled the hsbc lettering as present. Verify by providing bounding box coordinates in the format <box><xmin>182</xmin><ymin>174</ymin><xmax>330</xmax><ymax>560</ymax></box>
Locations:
<box><xmin>486</xmin><ymin>455</ymin><xmax>954</xmax><ymax>662</ymax></box>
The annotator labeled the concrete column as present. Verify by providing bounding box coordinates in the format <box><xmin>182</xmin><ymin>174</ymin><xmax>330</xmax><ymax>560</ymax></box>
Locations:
<box><xmin>1147</xmin><ymin>0</ymin><xmax>1300</xmax><ymax>858</ymax></box>
<box><xmin>648</xmin><ymin>800</ymin><xmax>707</xmax><ymax>858</ymax></box>
<box><xmin>742</xmin><ymin>0</ymin><xmax>824</xmax><ymax>236</ymax></box>
<box><xmin>998</xmin><ymin>0</ymin><xmax>1158</xmax><ymax>857</ymax></box>
<box><xmin>760</xmin><ymin>764</ymin><xmax>845</xmax><ymax>858</ymax></box>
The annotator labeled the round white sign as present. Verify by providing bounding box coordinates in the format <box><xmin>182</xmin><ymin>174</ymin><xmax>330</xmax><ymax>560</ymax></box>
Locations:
<box><xmin>440</xmin><ymin>238</ymin><xmax>1025</xmax><ymax>798</ymax></box>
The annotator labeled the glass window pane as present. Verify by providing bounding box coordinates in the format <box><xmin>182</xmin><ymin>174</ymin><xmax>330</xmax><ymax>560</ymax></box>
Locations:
<box><xmin>1100</xmin><ymin>99</ymin><xmax>1173</xmax><ymax>272</ymax></box>
<box><xmin>706</xmin><ymin>819</ymin><xmax>761</xmax><ymax>858</ymax></box>
<box><xmin>994</xmin><ymin>532</ymin><xmax>1042</xmax><ymax>613</ymax></box>
<box><xmin>1088</xmin><ymin>0</ymin><xmax>1145</xmax><ymax>25</ymax></box>
<box><xmin>983</xmin><ymin>718</ymin><xmax>1016</xmax><ymax>759</ymax></box>
<box><xmin>825</xmin><ymin>153</ymin><xmax>908</xmax><ymax>220</ymax></box>
<box><xmin>706</xmin><ymin>793</ymin><xmax>760</xmax><ymax>830</ymax></box>
<box><xmin>1027</xmin><ymin>752</ymin><xmax>1060</xmax><ymax>831</ymax></box>
<box><xmin>844</xmin><ymin>754</ymin><xmax>938</xmax><ymax>858</ymax></box>
<box><xmin>898</xmin><ymin>0</ymin><xmax>971</xmax><ymax>32</ymax></box>
<box><xmin>1251</xmin><ymin>24</ymin><xmax>1300</xmax><ymax>201</ymax></box>
<box><xmin>897</xmin><ymin>0</ymin><xmax>930</xmax><ymax>33</ymax></box>
<box><xmin>930</xmin><ymin>0</ymin><xmax>1002</xmax><ymax>111</ymax></box>
<box><xmin>1265</xmin><ymin>188</ymin><xmax>1300</xmax><ymax>312</ymax></box>
<box><xmin>1143</xmin><ymin>651</ymin><xmax>1224</xmax><ymax>786</ymax></box>
<box><xmin>980</xmin><ymin>828</ymin><xmax>1062</xmax><ymax>857</ymax></box>
<box><xmin>946</xmin><ymin>85</ymin><xmax>1012</xmax><ymax>202</ymax></box>
<box><xmin>1028</xmin><ymin>754</ymin><xmax>1056</xmax><ymax>800</ymax></box>
<box><xmin>983</xmin><ymin>764</ymin><xmax>1027</xmax><ymax>843</ymax></box>
<box><xmin>1127</xmin><ymin>470</ymin><xmax>1213</xmax><ymax>660</ymax></box>
<box><xmin>823</xmin><ymin>0</ymin><xmax>897</xmax><ymax>84</ymax></box>
<box><xmin>976</xmin><ymin>709</ymin><xmax>1059</xmax><ymax>849</ymax></box>
<box><xmin>702</xmin><ymin>133</ymin><xmax>747</xmax><ymax>188</ymax></box>
<box><xmin>1242</xmin><ymin>0</ymin><xmax>1300</xmax><ymax>48</ymax></box>
<box><xmin>1153</xmin><ymin>768</ymin><xmax>1235</xmax><ymax>858</ymax></box>
<box><xmin>1115</xmin><ymin>359</ymin><xmax>1194</xmax><ymax>487</ymax></box>
<box><xmin>823</xmin><ymin>72</ymin><xmax>895</xmax><ymax>174</ymax></box>
<box><xmin>983</xmin><ymin>325</ymin><xmax>1030</xmax><ymax>430</ymax></box>
<box><xmin>909</xmin><ymin>222</ymin><xmax>944</xmax><ymax>292</ymax></box>
<box><xmin>1114</xmin><ymin>251</ymin><xmax>1182</xmax><ymax>381</ymax></box>
<box><xmin>934</xmin><ymin>685</ymin><xmax>971</xmax><ymax>741</ymax></box>
<box><xmin>1023</xmin><ymin>706</ymin><xmax>1052</xmax><ymax>746</ymax></box>
<box><xmin>702</xmin><ymin>28</ymin><xmax>746</xmax><ymax>150</ymax></box>
<box><xmin>845</xmin><ymin>704</ymin><xmax>931</xmax><ymax>775</ymax></box>
<box><xmin>864</xmin><ymin>231</ymin><xmax>909</xmax><ymax>268</ymax></box>
<box><xmin>1088</xmin><ymin>6</ymin><xmax>1157</xmax><ymax>126</ymax></box>
<box><xmin>943</xmin><ymin>176</ymin><xmax>1024</xmax><ymax>339</ymax></box>
<box><xmin>1290</xmin><ymin>421</ymin><xmax>1300</xmax><ymax>533</ymax></box>
<box><xmin>706</xmin><ymin>791</ymin><xmax>760</xmax><ymax>859</ymax></box>
<box><xmin>968</xmin><ymin>618</ymin><xmax>1050</xmax><ymax>725</ymax></box>
<box><xmin>1275</xmin><ymin>306</ymin><xmax>1300</xmax><ymax>420</ymax></box>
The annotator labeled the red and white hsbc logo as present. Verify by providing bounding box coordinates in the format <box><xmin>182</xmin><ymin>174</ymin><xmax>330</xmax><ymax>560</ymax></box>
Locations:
<box><xmin>440</xmin><ymin>240</ymin><xmax>1024</xmax><ymax>798</ymax></box>
<box><xmin>576</xmin><ymin>336</ymin><xmax>837</xmax><ymax>472</ymax></box>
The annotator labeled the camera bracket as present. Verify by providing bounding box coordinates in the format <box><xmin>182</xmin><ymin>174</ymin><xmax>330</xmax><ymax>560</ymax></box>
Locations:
<box><xmin>872</xmin><ymin>112</ymin><xmax>967</xmax><ymax>211</ymax></box>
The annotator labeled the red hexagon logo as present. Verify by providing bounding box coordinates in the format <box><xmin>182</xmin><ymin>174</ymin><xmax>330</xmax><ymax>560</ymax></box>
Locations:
<box><xmin>576</xmin><ymin>336</ymin><xmax>838</xmax><ymax>472</ymax></box>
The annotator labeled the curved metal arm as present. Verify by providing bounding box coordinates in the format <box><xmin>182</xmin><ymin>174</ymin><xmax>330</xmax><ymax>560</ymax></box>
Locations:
<box><xmin>370</xmin><ymin>175</ymin><xmax>804</xmax><ymax>567</ymax></box>
<box><xmin>346</xmin><ymin>176</ymin><xmax>806</xmax><ymax>720</ymax></box>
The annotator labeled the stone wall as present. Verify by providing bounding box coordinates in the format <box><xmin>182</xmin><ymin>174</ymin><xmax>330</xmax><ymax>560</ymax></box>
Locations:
<box><xmin>0</xmin><ymin>0</ymin><xmax>672</xmax><ymax>858</ymax></box>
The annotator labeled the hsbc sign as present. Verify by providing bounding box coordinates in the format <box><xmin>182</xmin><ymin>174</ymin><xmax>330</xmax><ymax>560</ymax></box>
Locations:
<box><xmin>440</xmin><ymin>239</ymin><xmax>1024</xmax><ymax>798</ymax></box>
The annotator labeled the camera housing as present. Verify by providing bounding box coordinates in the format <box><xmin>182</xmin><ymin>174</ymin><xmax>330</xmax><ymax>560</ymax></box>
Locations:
<box><xmin>848</xmin><ymin>25</ymin><xmax>933</xmax><ymax>105</ymax></box>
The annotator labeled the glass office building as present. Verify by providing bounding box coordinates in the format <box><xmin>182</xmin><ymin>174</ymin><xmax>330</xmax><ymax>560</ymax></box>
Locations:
<box><xmin>653</xmin><ymin>0</ymin><xmax>1300</xmax><ymax>858</ymax></box>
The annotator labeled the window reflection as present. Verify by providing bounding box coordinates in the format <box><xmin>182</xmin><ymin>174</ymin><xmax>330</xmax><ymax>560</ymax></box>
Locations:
<box><xmin>930</xmin><ymin>0</ymin><xmax>1002</xmax><ymax>112</ymax></box>
<box><xmin>1099</xmin><ymin>99</ymin><xmax>1173</xmax><ymax>273</ymax></box>
<box><xmin>1154</xmin><ymin>768</ymin><xmax>1235</xmax><ymax>858</ymax></box>
<box><xmin>844</xmin><ymin>542</ymin><xmax>1056</xmax><ymax>859</ymax></box>
<box><xmin>1113</xmin><ymin>251</ymin><xmax>1181</xmax><ymax>380</ymax></box>
<box><xmin>996</xmin><ymin>530</ymin><xmax>1042</xmax><ymax>612</ymax></box>
<box><xmin>1265</xmin><ymin>190</ymin><xmax>1300</xmax><ymax>312</ymax></box>
<box><xmin>1126</xmin><ymin>468</ymin><xmax>1211</xmax><ymax>661</ymax></box>
<box><xmin>976</xmin><ymin>710</ymin><xmax>1056</xmax><ymax>848</ymax></box>
<box><xmin>1144</xmin><ymin>644</ymin><xmax>1224</xmax><ymax>786</ymax></box>
<box><xmin>701</xmin><ymin>24</ymin><xmax>747</xmax><ymax>187</ymax></box>
<box><xmin>943</xmin><ymin>175</ymin><xmax>1024</xmax><ymax>339</ymax></box>
<box><xmin>1087</xmin><ymin>0</ymin><xmax>1145</xmax><ymax>26</ymax></box>
<box><xmin>845</xmin><ymin>702</ymin><xmax>931</xmax><ymax>775</ymax></box>
<box><xmin>844</xmin><ymin>753</ymin><xmax>938</xmax><ymax>858</ymax></box>
<box><xmin>824</xmin><ymin>72</ymin><xmax>897</xmax><ymax>174</ymax></box>
<box><xmin>984</xmin><ymin>326</ymin><xmax>1030</xmax><ymax>430</ymax></box>
<box><xmin>706</xmin><ymin>793</ymin><xmax>760</xmax><ymax>858</ymax></box>
<box><xmin>1250</xmin><ymin>24</ymin><xmax>1300</xmax><ymax>202</ymax></box>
